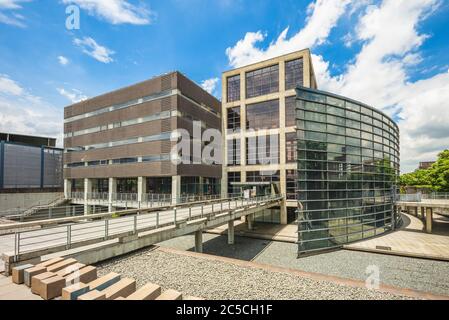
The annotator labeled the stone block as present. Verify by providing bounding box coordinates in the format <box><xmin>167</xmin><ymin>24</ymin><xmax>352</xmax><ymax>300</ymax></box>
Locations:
<box><xmin>78</xmin><ymin>290</ymin><xmax>106</xmax><ymax>300</ymax></box>
<box><xmin>31</xmin><ymin>272</ymin><xmax>55</xmax><ymax>295</ymax></box>
<box><xmin>56</xmin><ymin>263</ymin><xmax>85</xmax><ymax>278</ymax></box>
<box><xmin>12</xmin><ymin>264</ymin><xmax>34</xmax><ymax>284</ymax></box>
<box><xmin>103</xmin><ymin>278</ymin><xmax>136</xmax><ymax>300</ymax></box>
<box><xmin>36</xmin><ymin>257</ymin><xmax>64</xmax><ymax>268</ymax></box>
<box><xmin>65</xmin><ymin>266</ymin><xmax>97</xmax><ymax>286</ymax></box>
<box><xmin>126</xmin><ymin>283</ymin><xmax>161</xmax><ymax>300</ymax></box>
<box><xmin>40</xmin><ymin>276</ymin><xmax>66</xmax><ymax>300</ymax></box>
<box><xmin>62</xmin><ymin>283</ymin><xmax>90</xmax><ymax>301</ymax></box>
<box><xmin>88</xmin><ymin>272</ymin><xmax>120</xmax><ymax>292</ymax></box>
<box><xmin>155</xmin><ymin>289</ymin><xmax>182</xmax><ymax>300</ymax></box>
<box><xmin>24</xmin><ymin>266</ymin><xmax>47</xmax><ymax>287</ymax></box>
<box><xmin>46</xmin><ymin>258</ymin><xmax>77</xmax><ymax>273</ymax></box>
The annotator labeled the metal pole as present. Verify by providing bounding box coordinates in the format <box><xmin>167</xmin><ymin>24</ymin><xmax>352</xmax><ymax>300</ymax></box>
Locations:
<box><xmin>156</xmin><ymin>212</ymin><xmax>159</xmax><ymax>228</ymax></box>
<box><xmin>174</xmin><ymin>207</ymin><xmax>177</xmax><ymax>223</ymax></box>
<box><xmin>133</xmin><ymin>215</ymin><xmax>137</xmax><ymax>234</ymax></box>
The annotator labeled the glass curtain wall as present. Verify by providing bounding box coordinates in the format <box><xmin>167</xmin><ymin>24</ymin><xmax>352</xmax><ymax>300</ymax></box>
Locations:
<box><xmin>295</xmin><ymin>87</ymin><xmax>400</xmax><ymax>254</ymax></box>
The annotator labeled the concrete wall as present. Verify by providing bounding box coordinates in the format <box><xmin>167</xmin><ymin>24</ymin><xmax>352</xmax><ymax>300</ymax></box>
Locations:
<box><xmin>0</xmin><ymin>192</ymin><xmax>63</xmax><ymax>212</ymax></box>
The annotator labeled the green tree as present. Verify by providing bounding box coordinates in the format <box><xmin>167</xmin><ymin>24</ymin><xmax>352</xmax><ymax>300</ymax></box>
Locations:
<box><xmin>428</xmin><ymin>150</ymin><xmax>449</xmax><ymax>192</ymax></box>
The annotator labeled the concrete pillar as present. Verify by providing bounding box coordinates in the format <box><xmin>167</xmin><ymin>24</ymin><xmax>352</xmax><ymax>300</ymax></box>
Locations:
<box><xmin>426</xmin><ymin>207</ymin><xmax>433</xmax><ymax>233</ymax></box>
<box><xmin>108</xmin><ymin>177</ymin><xmax>117</xmax><ymax>213</ymax></box>
<box><xmin>194</xmin><ymin>230</ymin><xmax>203</xmax><ymax>253</ymax></box>
<box><xmin>172</xmin><ymin>175</ymin><xmax>181</xmax><ymax>204</ymax></box>
<box><xmin>138</xmin><ymin>177</ymin><xmax>147</xmax><ymax>204</ymax></box>
<box><xmin>228</xmin><ymin>220</ymin><xmax>235</xmax><ymax>245</ymax></box>
<box><xmin>84</xmin><ymin>178</ymin><xmax>92</xmax><ymax>215</ymax></box>
<box><xmin>280</xmin><ymin>199</ymin><xmax>287</xmax><ymax>225</ymax></box>
<box><xmin>64</xmin><ymin>179</ymin><xmax>72</xmax><ymax>199</ymax></box>
<box><xmin>247</xmin><ymin>213</ymin><xmax>254</xmax><ymax>231</ymax></box>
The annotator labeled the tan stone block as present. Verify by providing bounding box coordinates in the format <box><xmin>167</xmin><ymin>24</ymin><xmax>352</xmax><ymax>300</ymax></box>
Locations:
<box><xmin>115</xmin><ymin>297</ymin><xmax>127</xmax><ymax>300</ymax></box>
<box><xmin>46</xmin><ymin>258</ymin><xmax>77</xmax><ymax>273</ymax></box>
<box><xmin>24</xmin><ymin>266</ymin><xmax>47</xmax><ymax>287</ymax></box>
<box><xmin>126</xmin><ymin>283</ymin><xmax>161</xmax><ymax>300</ymax></box>
<box><xmin>36</xmin><ymin>257</ymin><xmax>64</xmax><ymax>268</ymax></box>
<box><xmin>78</xmin><ymin>290</ymin><xmax>106</xmax><ymax>301</ymax></box>
<box><xmin>155</xmin><ymin>289</ymin><xmax>182</xmax><ymax>300</ymax></box>
<box><xmin>56</xmin><ymin>263</ymin><xmax>85</xmax><ymax>278</ymax></box>
<box><xmin>103</xmin><ymin>278</ymin><xmax>136</xmax><ymax>300</ymax></box>
<box><xmin>31</xmin><ymin>272</ymin><xmax>55</xmax><ymax>295</ymax></box>
<box><xmin>62</xmin><ymin>283</ymin><xmax>90</xmax><ymax>301</ymax></box>
<box><xmin>65</xmin><ymin>266</ymin><xmax>97</xmax><ymax>285</ymax></box>
<box><xmin>12</xmin><ymin>264</ymin><xmax>34</xmax><ymax>284</ymax></box>
<box><xmin>40</xmin><ymin>276</ymin><xmax>66</xmax><ymax>300</ymax></box>
<box><xmin>183</xmin><ymin>296</ymin><xmax>205</xmax><ymax>300</ymax></box>
<box><xmin>88</xmin><ymin>272</ymin><xmax>120</xmax><ymax>292</ymax></box>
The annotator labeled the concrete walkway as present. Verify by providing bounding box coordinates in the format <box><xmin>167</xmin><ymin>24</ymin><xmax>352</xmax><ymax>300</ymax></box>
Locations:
<box><xmin>207</xmin><ymin>220</ymin><xmax>297</xmax><ymax>243</ymax></box>
<box><xmin>345</xmin><ymin>213</ymin><xmax>449</xmax><ymax>261</ymax></box>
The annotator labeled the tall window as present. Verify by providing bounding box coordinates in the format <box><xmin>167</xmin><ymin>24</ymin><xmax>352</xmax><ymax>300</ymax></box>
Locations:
<box><xmin>246</xmin><ymin>135</ymin><xmax>279</xmax><ymax>165</ymax></box>
<box><xmin>246</xmin><ymin>99</ymin><xmax>279</xmax><ymax>130</ymax></box>
<box><xmin>227</xmin><ymin>107</ymin><xmax>241</xmax><ymax>132</ymax></box>
<box><xmin>228</xmin><ymin>172</ymin><xmax>241</xmax><ymax>196</ymax></box>
<box><xmin>227</xmin><ymin>138</ymin><xmax>241</xmax><ymax>166</ymax></box>
<box><xmin>285</xmin><ymin>58</ymin><xmax>304</xmax><ymax>90</ymax></box>
<box><xmin>286</xmin><ymin>132</ymin><xmax>297</xmax><ymax>163</ymax></box>
<box><xmin>227</xmin><ymin>75</ymin><xmax>240</xmax><ymax>102</ymax></box>
<box><xmin>285</xmin><ymin>96</ymin><xmax>296</xmax><ymax>127</ymax></box>
<box><xmin>286</xmin><ymin>170</ymin><xmax>297</xmax><ymax>200</ymax></box>
<box><xmin>246</xmin><ymin>64</ymin><xmax>279</xmax><ymax>98</ymax></box>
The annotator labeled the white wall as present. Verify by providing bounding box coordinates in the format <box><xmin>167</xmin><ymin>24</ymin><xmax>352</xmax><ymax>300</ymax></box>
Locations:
<box><xmin>0</xmin><ymin>192</ymin><xmax>63</xmax><ymax>212</ymax></box>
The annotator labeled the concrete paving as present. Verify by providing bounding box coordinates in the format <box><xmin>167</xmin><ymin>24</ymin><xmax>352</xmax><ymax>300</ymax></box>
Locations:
<box><xmin>345</xmin><ymin>213</ymin><xmax>449</xmax><ymax>261</ymax></box>
<box><xmin>0</xmin><ymin>275</ymin><xmax>42</xmax><ymax>300</ymax></box>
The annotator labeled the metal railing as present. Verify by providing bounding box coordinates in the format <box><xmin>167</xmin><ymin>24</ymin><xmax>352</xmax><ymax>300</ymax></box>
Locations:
<box><xmin>397</xmin><ymin>192</ymin><xmax>449</xmax><ymax>202</ymax></box>
<box><xmin>1</xmin><ymin>205</ymin><xmax>109</xmax><ymax>222</ymax></box>
<box><xmin>5</xmin><ymin>194</ymin><xmax>283</xmax><ymax>262</ymax></box>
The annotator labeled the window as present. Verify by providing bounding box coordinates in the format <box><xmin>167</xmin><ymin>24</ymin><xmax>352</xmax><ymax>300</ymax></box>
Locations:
<box><xmin>246</xmin><ymin>99</ymin><xmax>279</xmax><ymax>129</ymax></box>
<box><xmin>227</xmin><ymin>139</ymin><xmax>241</xmax><ymax>166</ymax></box>
<box><xmin>227</xmin><ymin>107</ymin><xmax>241</xmax><ymax>131</ymax></box>
<box><xmin>246</xmin><ymin>135</ymin><xmax>279</xmax><ymax>165</ymax></box>
<box><xmin>286</xmin><ymin>133</ymin><xmax>297</xmax><ymax>163</ymax></box>
<box><xmin>247</xmin><ymin>171</ymin><xmax>280</xmax><ymax>182</ymax></box>
<box><xmin>285</xmin><ymin>58</ymin><xmax>304</xmax><ymax>90</ymax></box>
<box><xmin>228</xmin><ymin>172</ymin><xmax>241</xmax><ymax>196</ymax></box>
<box><xmin>246</xmin><ymin>64</ymin><xmax>279</xmax><ymax>98</ymax></box>
<box><xmin>227</xmin><ymin>75</ymin><xmax>240</xmax><ymax>102</ymax></box>
<box><xmin>285</xmin><ymin>96</ymin><xmax>296</xmax><ymax>127</ymax></box>
<box><xmin>286</xmin><ymin>170</ymin><xmax>297</xmax><ymax>200</ymax></box>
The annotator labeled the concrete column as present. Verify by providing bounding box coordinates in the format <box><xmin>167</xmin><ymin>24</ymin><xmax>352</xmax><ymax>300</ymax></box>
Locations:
<box><xmin>280</xmin><ymin>200</ymin><xmax>287</xmax><ymax>225</ymax></box>
<box><xmin>247</xmin><ymin>213</ymin><xmax>254</xmax><ymax>230</ymax></box>
<box><xmin>64</xmin><ymin>179</ymin><xmax>72</xmax><ymax>199</ymax></box>
<box><xmin>228</xmin><ymin>220</ymin><xmax>235</xmax><ymax>245</ymax></box>
<box><xmin>195</xmin><ymin>230</ymin><xmax>203</xmax><ymax>253</ymax></box>
<box><xmin>172</xmin><ymin>175</ymin><xmax>181</xmax><ymax>204</ymax></box>
<box><xmin>108</xmin><ymin>177</ymin><xmax>117</xmax><ymax>213</ymax></box>
<box><xmin>84</xmin><ymin>178</ymin><xmax>92</xmax><ymax>215</ymax></box>
<box><xmin>426</xmin><ymin>207</ymin><xmax>433</xmax><ymax>233</ymax></box>
<box><xmin>138</xmin><ymin>177</ymin><xmax>147</xmax><ymax>204</ymax></box>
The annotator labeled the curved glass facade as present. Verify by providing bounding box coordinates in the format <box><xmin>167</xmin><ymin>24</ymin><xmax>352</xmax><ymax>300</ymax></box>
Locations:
<box><xmin>295</xmin><ymin>87</ymin><xmax>400</xmax><ymax>254</ymax></box>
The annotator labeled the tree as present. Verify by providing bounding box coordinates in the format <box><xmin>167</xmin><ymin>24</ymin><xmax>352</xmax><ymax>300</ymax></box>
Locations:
<box><xmin>428</xmin><ymin>150</ymin><xmax>449</xmax><ymax>192</ymax></box>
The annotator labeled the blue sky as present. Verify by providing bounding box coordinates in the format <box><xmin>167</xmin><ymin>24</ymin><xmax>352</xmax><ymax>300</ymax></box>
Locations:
<box><xmin>0</xmin><ymin>0</ymin><xmax>448</xmax><ymax>173</ymax></box>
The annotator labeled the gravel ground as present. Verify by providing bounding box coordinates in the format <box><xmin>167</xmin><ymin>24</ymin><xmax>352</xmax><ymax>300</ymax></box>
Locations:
<box><xmin>158</xmin><ymin>233</ymin><xmax>449</xmax><ymax>296</ymax></box>
<box><xmin>96</xmin><ymin>248</ymin><xmax>413</xmax><ymax>300</ymax></box>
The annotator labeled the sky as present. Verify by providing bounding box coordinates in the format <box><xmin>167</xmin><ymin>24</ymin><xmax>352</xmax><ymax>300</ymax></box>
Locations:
<box><xmin>0</xmin><ymin>0</ymin><xmax>448</xmax><ymax>173</ymax></box>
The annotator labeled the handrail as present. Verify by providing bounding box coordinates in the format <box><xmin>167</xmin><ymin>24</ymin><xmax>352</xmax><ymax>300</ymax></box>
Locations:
<box><xmin>0</xmin><ymin>195</ymin><xmax>284</xmax><ymax>232</ymax></box>
<box><xmin>3</xmin><ymin>194</ymin><xmax>284</xmax><ymax>264</ymax></box>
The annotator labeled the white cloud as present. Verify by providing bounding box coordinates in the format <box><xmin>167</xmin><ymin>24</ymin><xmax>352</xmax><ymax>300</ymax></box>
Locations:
<box><xmin>0</xmin><ymin>0</ymin><xmax>29</xmax><ymax>27</ymax></box>
<box><xmin>226</xmin><ymin>0</ymin><xmax>449</xmax><ymax>173</ymax></box>
<box><xmin>226</xmin><ymin>0</ymin><xmax>351</xmax><ymax>68</ymax></box>
<box><xmin>73</xmin><ymin>37</ymin><xmax>114</xmax><ymax>63</ymax></box>
<box><xmin>58</xmin><ymin>55</ymin><xmax>69</xmax><ymax>66</ymax></box>
<box><xmin>201</xmin><ymin>77</ymin><xmax>219</xmax><ymax>95</ymax></box>
<box><xmin>57</xmin><ymin>87</ymin><xmax>87</xmax><ymax>103</ymax></box>
<box><xmin>0</xmin><ymin>74</ymin><xmax>24</xmax><ymax>95</ymax></box>
<box><xmin>0</xmin><ymin>75</ymin><xmax>63</xmax><ymax>146</ymax></box>
<box><xmin>62</xmin><ymin>0</ymin><xmax>155</xmax><ymax>25</ymax></box>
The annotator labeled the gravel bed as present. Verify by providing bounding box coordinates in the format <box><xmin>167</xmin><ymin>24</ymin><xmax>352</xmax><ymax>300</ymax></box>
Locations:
<box><xmin>96</xmin><ymin>248</ymin><xmax>413</xmax><ymax>300</ymax></box>
<box><xmin>159</xmin><ymin>233</ymin><xmax>449</xmax><ymax>296</ymax></box>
